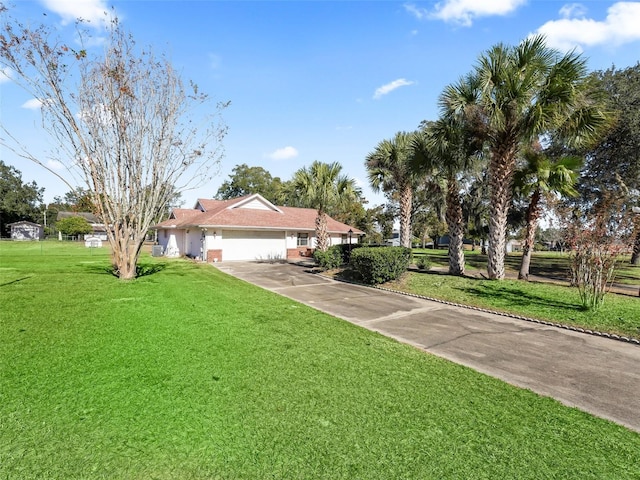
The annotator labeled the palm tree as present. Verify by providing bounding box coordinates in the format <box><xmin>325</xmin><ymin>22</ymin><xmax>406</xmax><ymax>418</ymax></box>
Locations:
<box><xmin>414</xmin><ymin>119</ymin><xmax>480</xmax><ymax>275</ymax></box>
<box><xmin>290</xmin><ymin>161</ymin><xmax>360</xmax><ymax>252</ymax></box>
<box><xmin>365</xmin><ymin>131</ymin><xmax>423</xmax><ymax>248</ymax></box>
<box><xmin>462</xmin><ymin>169</ymin><xmax>490</xmax><ymax>254</ymax></box>
<box><xmin>514</xmin><ymin>148</ymin><xmax>581</xmax><ymax>280</ymax></box>
<box><xmin>440</xmin><ymin>35</ymin><xmax>608</xmax><ymax>279</ymax></box>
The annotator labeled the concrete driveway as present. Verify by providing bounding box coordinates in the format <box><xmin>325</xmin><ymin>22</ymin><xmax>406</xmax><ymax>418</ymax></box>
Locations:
<box><xmin>215</xmin><ymin>261</ymin><xmax>640</xmax><ymax>433</ymax></box>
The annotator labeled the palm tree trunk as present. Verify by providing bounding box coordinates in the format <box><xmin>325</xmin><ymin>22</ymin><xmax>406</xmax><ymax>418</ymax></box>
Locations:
<box><xmin>315</xmin><ymin>211</ymin><xmax>329</xmax><ymax>251</ymax></box>
<box><xmin>518</xmin><ymin>188</ymin><xmax>541</xmax><ymax>280</ymax></box>
<box><xmin>631</xmin><ymin>223</ymin><xmax>640</xmax><ymax>265</ymax></box>
<box><xmin>487</xmin><ymin>145</ymin><xmax>517</xmax><ymax>280</ymax></box>
<box><xmin>446</xmin><ymin>176</ymin><xmax>465</xmax><ymax>276</ymax></box>
<box><xmin>399</xmin><ymin>184</ymin><xmax>413</xmax><ymax>248</ymax></box>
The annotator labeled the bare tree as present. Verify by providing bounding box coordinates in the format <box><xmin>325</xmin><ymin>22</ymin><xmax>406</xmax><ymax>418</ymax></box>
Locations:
<box><xmin>0</xmin><ymin>8</ymin><xmax>228</xmax><ymax>279</ymax></box>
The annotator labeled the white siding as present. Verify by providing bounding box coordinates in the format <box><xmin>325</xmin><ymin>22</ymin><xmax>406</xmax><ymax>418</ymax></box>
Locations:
<box><xmin>237</xmin><ymin>198</ymin><xmax>273</xmax><ymax>211</ymax></box>
<box><xmin>162</xmin><ymin>231</ymin><xmax>183</xmax><ymax>257</ymax></box>
<box><xmin>184</xmin><ymin>230</ymin><xmax>204</xmax><ymax>258</ymax></box>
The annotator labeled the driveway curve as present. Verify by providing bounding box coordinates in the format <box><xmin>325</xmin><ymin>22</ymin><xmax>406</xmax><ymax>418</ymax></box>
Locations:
<box><xmin>215</xmin><ymin>261</ymin><xmax>640</xmax><ymax>433</ymax></box>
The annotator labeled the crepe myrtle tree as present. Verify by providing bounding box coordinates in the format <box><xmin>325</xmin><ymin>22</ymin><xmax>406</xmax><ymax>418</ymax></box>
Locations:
<box><xmin>0</xmin><ymin>8</ymin><xmax>228</xmax><ymax>279</ymax></box>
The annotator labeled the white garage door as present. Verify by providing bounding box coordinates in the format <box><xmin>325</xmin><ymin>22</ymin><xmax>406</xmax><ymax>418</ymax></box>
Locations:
<box><xmin>222</xmin><ymin>230</ymin><xmax>286</xmax><ymax>261</ymax></box>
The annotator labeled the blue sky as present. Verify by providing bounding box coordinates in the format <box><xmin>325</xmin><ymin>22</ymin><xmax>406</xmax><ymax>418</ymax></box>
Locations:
<box><xmin>2</xmin><ymin>0</ymin><xmax>640</xmax><ymax>208</ymax></box>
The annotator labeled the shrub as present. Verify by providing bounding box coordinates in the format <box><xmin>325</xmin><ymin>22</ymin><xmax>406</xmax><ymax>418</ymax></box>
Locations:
<box><xmin>332</xmin><ymin>243</ymin><xmax>363</xmax><ymax>264</ymax></box>
<box><xmin>349</xmin><ymin>246</ymin><xmax>411</xmax><ymax>285</ymax></box>
<box><xmin>561</xmin><ymin>193</ymin><xmax>632</xmax><ymax>311</ymax></box>
<box><xmin>415</xmin><ymin>255</ymin><xmax>432</xmax><ymax>271</ymax></box>
<box><xmin>56</xmin><ymin>216</ymin><xmax>93</xmax><ymax>237</ymax></box>
<box><xmin>313</xmin><ymin>247</ymin><xmax>342</xmax><ymax>270</ymax></box>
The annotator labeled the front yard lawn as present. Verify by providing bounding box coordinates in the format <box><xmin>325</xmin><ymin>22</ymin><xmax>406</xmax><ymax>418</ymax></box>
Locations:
<box><xmin>1</xmin><ymin>242</ymin><xmax>639</xmax><ymax>478</ymax></box>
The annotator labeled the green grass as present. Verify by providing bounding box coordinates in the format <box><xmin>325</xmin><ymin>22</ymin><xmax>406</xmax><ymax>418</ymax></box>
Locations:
<box><xmin>387</xmin><ymin>272</ymin><xmax>640</xmax><ymax>338</ymax></box>
<box><xmin>1</xmin><ymin>241</ymin><xmax>639</xmax><ymax>478</ymax></box>
<box><xmin>412</xmin><ymin>248</ymin><xmax>640</xmax><ymax>285</ymax></box>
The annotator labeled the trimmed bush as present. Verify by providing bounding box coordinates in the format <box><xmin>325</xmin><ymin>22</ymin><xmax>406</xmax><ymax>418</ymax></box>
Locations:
<box><xmin>313</xmin><ymin>247</ymin><xmax>342</xmax><ymax>270</ymax></box>
<box><xmin>349</xmin><ymin>246</ymin><xmax>411</xmax><ymax>285</ymax></box>
<box><xmin>331</xmin><ymin>243</ymin><xmax>364</xmax><ymax>264</ymax></box>
<box><xmin>314</xmin><ymin>244</ymin><xmax>364</xmax><ymax>269</ymax></box>
<box><xmin>415</xmin><ymin>255</ymin><xmax>432</xmax><ymax>271</ymax></box>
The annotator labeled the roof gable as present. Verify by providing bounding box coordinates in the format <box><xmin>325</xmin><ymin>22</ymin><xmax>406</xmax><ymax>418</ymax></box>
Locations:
<box><xmin>8</xmin><ymin>221</ymin><xmax>42</xmax><ymax>227</ymax></box>
<box><xmin>228</xmin><ymin>194</ymin><xmax>283</xmax><ymax>213</ymax></box>
<box><xmin>195</xmin><ymin>198</ymin><xmax>227</xmax><ymax>212</ymax></box>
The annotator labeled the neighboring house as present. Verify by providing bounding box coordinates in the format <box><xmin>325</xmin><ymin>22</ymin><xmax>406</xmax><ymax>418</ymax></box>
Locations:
<box><xmin>153</xmin><ymin>194</ymin><xmax>362</xmax><ymax>262</ymax></box>
<box><xmin>8</xmin><ymin>221</ymin><xmax>43</xmax><ymax>240</ymax></box>
<box><xmin>56</xmin><ymin>212</ymin><xmax>108</xmax><ymax>240</ymax></box>
<box><xmin>433</xmin><ymin>235</ymin><xmax>475</xmax><ymax>249</ymax></box>
<box><xmin>506</xmin><ymin>239</ymin><xmax>523</xmax><ymax>253</ymax></box>
<box><xmin>385</xmin><ymin>230</ymin><xmax>401</xmax><ymax>247</ymax></box>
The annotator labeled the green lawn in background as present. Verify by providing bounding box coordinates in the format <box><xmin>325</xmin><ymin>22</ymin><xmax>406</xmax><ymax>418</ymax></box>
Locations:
<box><xmin>412</xmin><ymin>248</ymin><xmax>640</xmax><ymax>285</ymax></box>
<box><xmin>387</xmin><ymin>272</ymin><xmax>640</xmax><ymax>338</ymax></box>
<box><xmin>405</xmin><ymin>249</ymin><xmax>640</xmax><ymax>338</ymax></box>
<box><xmin>1</xmin><ymin>241</ymin><xmax>639</xmax><ymax>479</ymax></box>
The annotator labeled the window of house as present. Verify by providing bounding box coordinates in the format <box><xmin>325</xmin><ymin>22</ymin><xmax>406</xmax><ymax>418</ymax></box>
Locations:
<box><xmin>297</xmin><ymin>233</ymin><xmax>308</xmax><ymax>247</ymax></box>
<box><xmin>341</xmin><ymin>234</ymin><xmax>348</xmax><ymax>244</ymax></box>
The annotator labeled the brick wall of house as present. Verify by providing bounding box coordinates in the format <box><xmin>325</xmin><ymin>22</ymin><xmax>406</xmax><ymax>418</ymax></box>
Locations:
<box><xmin>207</xmin><ymin>249</ymin><xmax>223</xmax><ymax>263</ymax></box>
<box><xmin>287</xmin><ymin>248</ymin><xmax>314</xmax><ymax>260</ymax></box>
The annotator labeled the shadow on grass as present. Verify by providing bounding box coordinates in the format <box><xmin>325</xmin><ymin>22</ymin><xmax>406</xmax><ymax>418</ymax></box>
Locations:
<box><xmin>614</xmin><ymin>264</ymin><xmax>640</xmax><ymax>285</ymax></box>
<box><xmin>459</xmin><ymin>281</ymin><xmax>586</xmax><ymax>314</ymax></box>
<box><xmin>0</xmin><ymin>276</ymin><xmax>32</xmax><ymax>287</ymax></box>
<box><xmin>84</xmin><ymin>262</ymin><xmax>168</xmax><ymax>278</ymax></box>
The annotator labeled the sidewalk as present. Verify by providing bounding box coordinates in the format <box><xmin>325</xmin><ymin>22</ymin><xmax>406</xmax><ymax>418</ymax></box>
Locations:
<box><xmin>216</xmin><ymin>261</ymin><xmax>640</xmax><ymax>433</ymax></box>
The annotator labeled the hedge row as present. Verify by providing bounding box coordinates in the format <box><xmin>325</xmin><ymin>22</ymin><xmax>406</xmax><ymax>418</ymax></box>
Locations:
<box><xmin>313</xmin><ymin>243</ymin><xmax>364</xmax><ymax>270</ymax></box>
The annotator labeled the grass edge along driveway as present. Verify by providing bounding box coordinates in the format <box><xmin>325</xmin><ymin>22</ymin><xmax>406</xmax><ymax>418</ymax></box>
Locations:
<box><xmin>1</xmin><ymin>243</ymin><xmax>639</xmax><ymax>479</ymax></box>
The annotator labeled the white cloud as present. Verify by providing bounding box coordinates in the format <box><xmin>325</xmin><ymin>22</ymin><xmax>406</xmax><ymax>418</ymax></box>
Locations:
<box><xmin>21</xmin><ymin>98</ymin><xmax>44</xmax><ymax>110</ymax></box>
<box><xmin>39</xmin><ymin>0</ymin><xmax>112</xmax><ymax>27</ymax></box>
<box><xmin>405</xmin><ymin>0</ymin><xmax>526</xmax><ymax>26</ymax></box>
<box><xmin>404</xmin><ymin>3</ymin><xmax>428</xmax><ymax>20</ymax></box>
<box><xmin>266</xmin><ymin>146</ymin><xmax>299</xmax><ymax>160</ymax></box>
<box><xmin>559</xmin><ymin>3</ymin><xmax>588</xmax><ymax>19</ymax></box>
<box><xmin>373</xmin><ymin>78</ymin><xmax>415</xmax><ymax>99</ymax></box>
<box><xmin>0</xmin><ymin>67</ymin><xmax>12</xmax><ymax>83</ymax></box>
<box><xmin>536</xmin><ymin>2</ymin><xmax>640</xmax><ymax>51</ymax></box>
<box><xmin>47</xmin><ymin>160</ymin><xmax>64</xmax><ymax>170</ymax></box>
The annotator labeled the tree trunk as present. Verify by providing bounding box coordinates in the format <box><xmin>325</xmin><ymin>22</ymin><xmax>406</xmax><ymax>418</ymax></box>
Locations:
<box><xmin>487</xmin><ymin>144</ymin><xmax>517</xmax><ymax>280</ymax></box>
<box><xmin>109</xmin><ymin>221</ymin><xmax>145</xmax><ymax>280</ymax></box>
<box><xmin>315</xmin><ymin>211</ymin><xmax>329</xmax><ymax>251</ymax></box>
<box><xmin>631</xmin><ymin>225</ymin><xmax>640</xmax><ymax>265</ymax></box>
<box><xmin>446</xmin><ymin>176</ymin><xmax>465</xmax><ymax>276</ymax></box>
<box><xmin>399</xmin><ymin>184</ymin><xmax>413</xmax><ymax>248</ymax></box>
<box><xmin>518</xmin><ymin>189</ymin><xmax>541</xmax><ymax>280</ymax></box>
